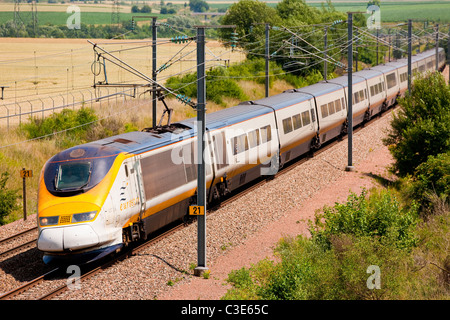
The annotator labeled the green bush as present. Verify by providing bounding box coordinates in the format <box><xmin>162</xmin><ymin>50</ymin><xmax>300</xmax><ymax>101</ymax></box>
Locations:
<box><xmin>20</xmin><ymin>107</ymin><xmax>98</xmax><ymax>148</ymax></box>
<box><xmin>309</xmin><ymin>189</ymin><xmax>419</xmax><ymax>251</ymax></box>
<box><xmin>222</xmin><ymin>189</ymin><xmax>433</xmax><ymax>300</ymax></box>
<box><xmin>261</xmin><ymin>237</ymin><xmax>342</xmax><ymax>300</ymax></box>
<box><xmin>410</xmin><ymin>152</ymin><xmax>450</xmax><ymax>214</ymax></box>
<box><xmin>21</xmin><ymin>107</ymin><xmax>97</xmax><ymax>139</ymax></box>
<box><xmin>383</xmin><ymin>72</ymin><xmax>450</xmax><ymax>176</ymax></box>
<box><xmin>0</xmin><ymin>172</ymin><xmax>21</xmax><ymax>225</ymax></box>
<box><xmin>166</xmin><ymin>67</ymin><xmax>248</xmax><ymax>105</ymax></box>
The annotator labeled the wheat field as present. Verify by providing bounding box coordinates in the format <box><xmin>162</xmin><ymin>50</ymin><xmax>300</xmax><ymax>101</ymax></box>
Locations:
<box><xmin>0</xmin><ymin>37</ymin><xmax>245</xmax><ymax>126</ymax></box>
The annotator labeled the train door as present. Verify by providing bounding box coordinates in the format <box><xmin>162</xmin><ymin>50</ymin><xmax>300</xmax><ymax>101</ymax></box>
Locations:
<box><xmin>212</xmin><ymin>131</ymin><xmax>228</xmax><ymax>174</ymax></box>
<box><xmin>308</xmin><ymin>99</ymin><xmax>317</xmax><ymax>131</ymax></box>
<box><xmin>119</xmin><ymin>159</ymin><xmax>141</xmax><ymax>222</ymax></box>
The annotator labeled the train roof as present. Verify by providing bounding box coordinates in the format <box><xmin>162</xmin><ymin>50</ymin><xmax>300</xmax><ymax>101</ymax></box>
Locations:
<box><xmin>292</xmin><ymin>82</ymin><xmax>343</xmax><ymax>97</ymax></box>
<box><xmin>179</xmin><ymin>103</ymin><xmax>273</xmax><ymax>131</ymax></box>
<box><xmin>370</xmin><ymin>64</ymin><xmax>398</xmax><ymax>73</ymax></box>
<box><xmin>354</xmin><ymin>69</ymin><xmax>384</xmax><ymax>79</ymax></box>
<box><xmin>251</xmin><ymin>91</ymin><xmax>313</xmax><ymax>110</ymax></box>
<box><xmin>384</xmin><ymin>60</ymin><xmax>408</xmax><ymax>69</ymax></box>
<box><xmin>92</xmin><ymin>130</ymin><xmax>182</xmax><ymax>155</ymax></box>
<box><xmin>320</xmin><ymin>75</ymin><xmax>366</xmax><ymax>87</ymax></box>
<box><xmin>83</xmin><ymin>103</ymin><xmax>273</xmax><ymax>155</ymax></box>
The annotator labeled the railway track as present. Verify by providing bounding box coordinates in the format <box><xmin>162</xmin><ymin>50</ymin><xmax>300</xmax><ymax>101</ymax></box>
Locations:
<box><xmin>0</xmin><ymin>221</ymin><xmax>184</xmax><ymax>300</ymax></box>
<box><xmin>0</xmin><ymin>106</ymin><xmax>395</xmax><ymax>300</ymax></box>
<box><xmin>0</xmin><ymin>227</ymin><xmax>38</xmax><ymax>260</ymax></box>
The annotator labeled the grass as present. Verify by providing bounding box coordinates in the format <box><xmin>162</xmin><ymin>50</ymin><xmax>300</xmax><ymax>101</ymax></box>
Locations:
<box><xmin>331</xmin><ymin>3</ymin><xmax>450</xmax><ymax>22</ymax></box>
<box><xmin>0</xmin><ymin>37</ymin><xmax>245</xmax><ymax>128</ymax></box>
<box><xmin>222</xmin><ymin>187</ymin><xmax>449</xmax><ymax>300</ymax></box>
<box><xmin>0</xmin><ymin>11</ymin><xmax>173</xmax><ymax>26</ymax></box>
<box><xmin>2</xmin><ymin>1</ymin><xmax>449</xmax><ymax>25</ymax></box>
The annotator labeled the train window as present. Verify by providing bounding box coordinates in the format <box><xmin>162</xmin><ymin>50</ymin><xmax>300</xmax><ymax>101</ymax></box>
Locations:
<box><xmin>55</xmin><ymin>162</ymin><xmax>91</xmax><ymax>191</ymax></box>
<box><xmin>400</xmin><ymin>72</ymin><xmax>407</xmax><ymax>83</ymax></box>
<box><xmin>419</xmin><ymin>64</ymin><xmax>425</xmax><ymax>72</ymax></box>
<box><xmin>328</xmin><ymin>101</ymin><xmax>335</xmax><ymax>115</ymax></box>
<box><xmin>386</xmin><ymin>73</ymin><xmax>397</xmax><ymax>89</ymax></box>
<box><xmin>377</xmin><ymin>83</ymin><xmax>382</xmax><ymax>94</ymax></box>
<box><xmin>292</xmin><ymin>114</ymin><xmax>302</xmax><ymax>130</ymax></box>
<box><xmin>124</xmin><ymin>164</ymin><xmax>129</xmax><ymax>177</ymax></box>
<box><xmin>282</xmin><ymin>117</ymin><xmax>293</xmax><ymax>134</ymax></box>
<box><xmin>311</xmin><ymin>108</ymin><xmax>316</xmax><ymax>122</ymax></box>
<box><xmin>335</xmin><ymin>99</ymin><xmax>341</xmax><ymax>112</ymax></box>
<box><xmin>353</xmin><ymin>92</ymin><xmax>360</xmax><ymax>104</ymax></box>
<box><xmin>301</xmin><ymin>111</ymin><xmax>311</xmax><ymax>126</ymax></box>
<box><xmin>370</xmin><ymin>86</ymin><xmax>375</xmax><ymax>96</ymax></box>
<box><xmin>359</xmin><ymin>90</ymin><xmax>365</xmax><ymax>101</ymax></box>
<box><xmin>232</xmin><ymin>134</ymin><xmax>249</xmax><ymax>155</ymax></box>
<box><xmin>321</xmin><ymin>104</ymin><xmax>328</xmax><ymax>118</ymax></box>
<box><xmin>341</xmin><ymin>98</ymin><xmax>346</xmax><ymax>109</ymax></box>
<box><xmin>248</xmin><ymin>129</ymin><xmax>260</xmax><ymax>148</ymax></box>
<box><xmin>260</xmin><ymin>125</ymin><xmax>272</xmax><ymax>143</ymax></box>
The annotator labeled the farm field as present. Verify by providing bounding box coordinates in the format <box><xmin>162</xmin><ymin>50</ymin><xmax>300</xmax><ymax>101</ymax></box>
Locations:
<box><xmin>0</xmin><ymin>37</ymin><xmax>245</xmax><ymax>128</ymax></box>
<box><xmin>0</xmin><ymin>1</ymin><xmax>449</xmax><ymax>25</ymax></box>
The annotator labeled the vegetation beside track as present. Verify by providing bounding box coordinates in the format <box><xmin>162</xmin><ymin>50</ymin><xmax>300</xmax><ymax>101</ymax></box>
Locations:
<box><xmin>222</xmin><ymin>72</ymin><xmax>450</xmax><ymax>300</ymax></box>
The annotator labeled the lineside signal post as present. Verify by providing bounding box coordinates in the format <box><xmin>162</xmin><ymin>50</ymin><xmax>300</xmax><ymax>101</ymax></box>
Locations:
<box><xmin>20</xmin><ymin>168</ymin><xmax>33</xmax><ymax>220</ymax></box>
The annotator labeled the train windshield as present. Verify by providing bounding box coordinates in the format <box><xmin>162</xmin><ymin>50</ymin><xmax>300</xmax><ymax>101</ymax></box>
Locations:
<box><xmin>43</xmin><ymin>144</ymin><xmax>121</xmax><ymax>196</ymax></box>
<box><xmin>55</xmin><ymin>162</ymin><xmax>91</xmax><ymax>191</ymax></box>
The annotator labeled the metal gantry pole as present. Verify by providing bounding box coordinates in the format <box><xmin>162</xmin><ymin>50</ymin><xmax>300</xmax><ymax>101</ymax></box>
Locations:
<box><xmin>152</xmin><ymin>17</ymin><xmax>157</xmax><ymax>128</ymax></box>
<box><xmin>388</xmin><ymin>29</ymin><xmax>391</xmax><ymax>62</ymax></box>
<box><xmin>408</xmin><ymin>19</ymin><xmax>412</xmax><ymax>95</ymax></box>
<box><xmin>324</xmin><ymin>26</ymin><xmax>328</xmax><ymax>81</ymax></box>
<box><xmin>376</xmin><ymin>28</ymin><xmax>379</xmax><ymax>64</ymax></box>
<box><xmin>265</xmin><ymin>23</ymin><xmax>270</xmax><ymax>97</ymax></box>
<box><xmin>345</xmin><ymin>12</ymin><xmax>354</xmax><ymax>172</ymax></box>
<box><xmin>355</xmin><ymin>28</ymin><xmax>359</xmax><ymax>72</ymax></box>
<box><xmin>435</xmin><ymin>23</ymin><xmax>439</xmax><ymax>71</ymax></box>
<box><xmin>448</xmin><ymin>24</ymin><xmax>450</xmax><ymax>67</ymax></box>
<box><xmin>194</xmin><ymin>26</ymin><xmax>208</xmax><ymax>277</ymax></box>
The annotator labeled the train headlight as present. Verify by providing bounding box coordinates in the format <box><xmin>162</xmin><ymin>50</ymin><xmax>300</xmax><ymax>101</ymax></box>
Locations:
<box><xmin>71</xmin><ymin>211</ymin><xmax>97</xmax><ymax>223</ymax></box>
<box><xmin>39</xmin><ymin>216</ymin><xmax>59</xmax><ymax>226</ymax></box>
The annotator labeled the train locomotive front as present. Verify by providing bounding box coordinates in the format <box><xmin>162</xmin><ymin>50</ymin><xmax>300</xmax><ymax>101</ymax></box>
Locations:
<box><xmin>37</xmin><ymin>143</ymin><xmax>132</xmax><ymax>264</ymax></box>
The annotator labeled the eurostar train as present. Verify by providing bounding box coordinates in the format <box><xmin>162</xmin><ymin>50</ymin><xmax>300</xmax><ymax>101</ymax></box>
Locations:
<box><xmin>37</xmin><ymin>48</ymin><xmax>446</xmax><ymax>264</ymax></box>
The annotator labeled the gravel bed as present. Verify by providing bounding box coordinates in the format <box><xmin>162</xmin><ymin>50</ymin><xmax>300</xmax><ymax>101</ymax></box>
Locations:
<box><xmin>0</xmin><ymin>214</ymin><xmax>37</xmax><ymax>241</ymax></box>
<box><xmin>1</xmin><ymin>110</ymin><xmax>395</xmax><ymax>300</ymax></box>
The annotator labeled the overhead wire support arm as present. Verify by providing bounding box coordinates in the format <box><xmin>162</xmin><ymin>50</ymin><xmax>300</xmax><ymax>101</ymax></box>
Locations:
<box><xmin>88</xmin><ymin>40</ymin><xmax>197</xmax><ymax>108</ymax></box>
<box><xmin>156</xmin><ymin>39</ymin><xmax>196</xmax><ymax>75</ymax></box>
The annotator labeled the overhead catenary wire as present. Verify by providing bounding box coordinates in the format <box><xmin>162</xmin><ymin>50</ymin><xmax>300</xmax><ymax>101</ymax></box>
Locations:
<box><xmin>1</xmin><ymin>18</ymin><xmax>441</xmax><ymax>150</ymax></box>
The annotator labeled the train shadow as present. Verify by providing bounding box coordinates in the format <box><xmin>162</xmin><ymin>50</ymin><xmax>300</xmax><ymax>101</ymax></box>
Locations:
<box><xmin>0</xmin><ymin>247</ymin><xmax>54</xmax><ymax>283</ymax></box>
